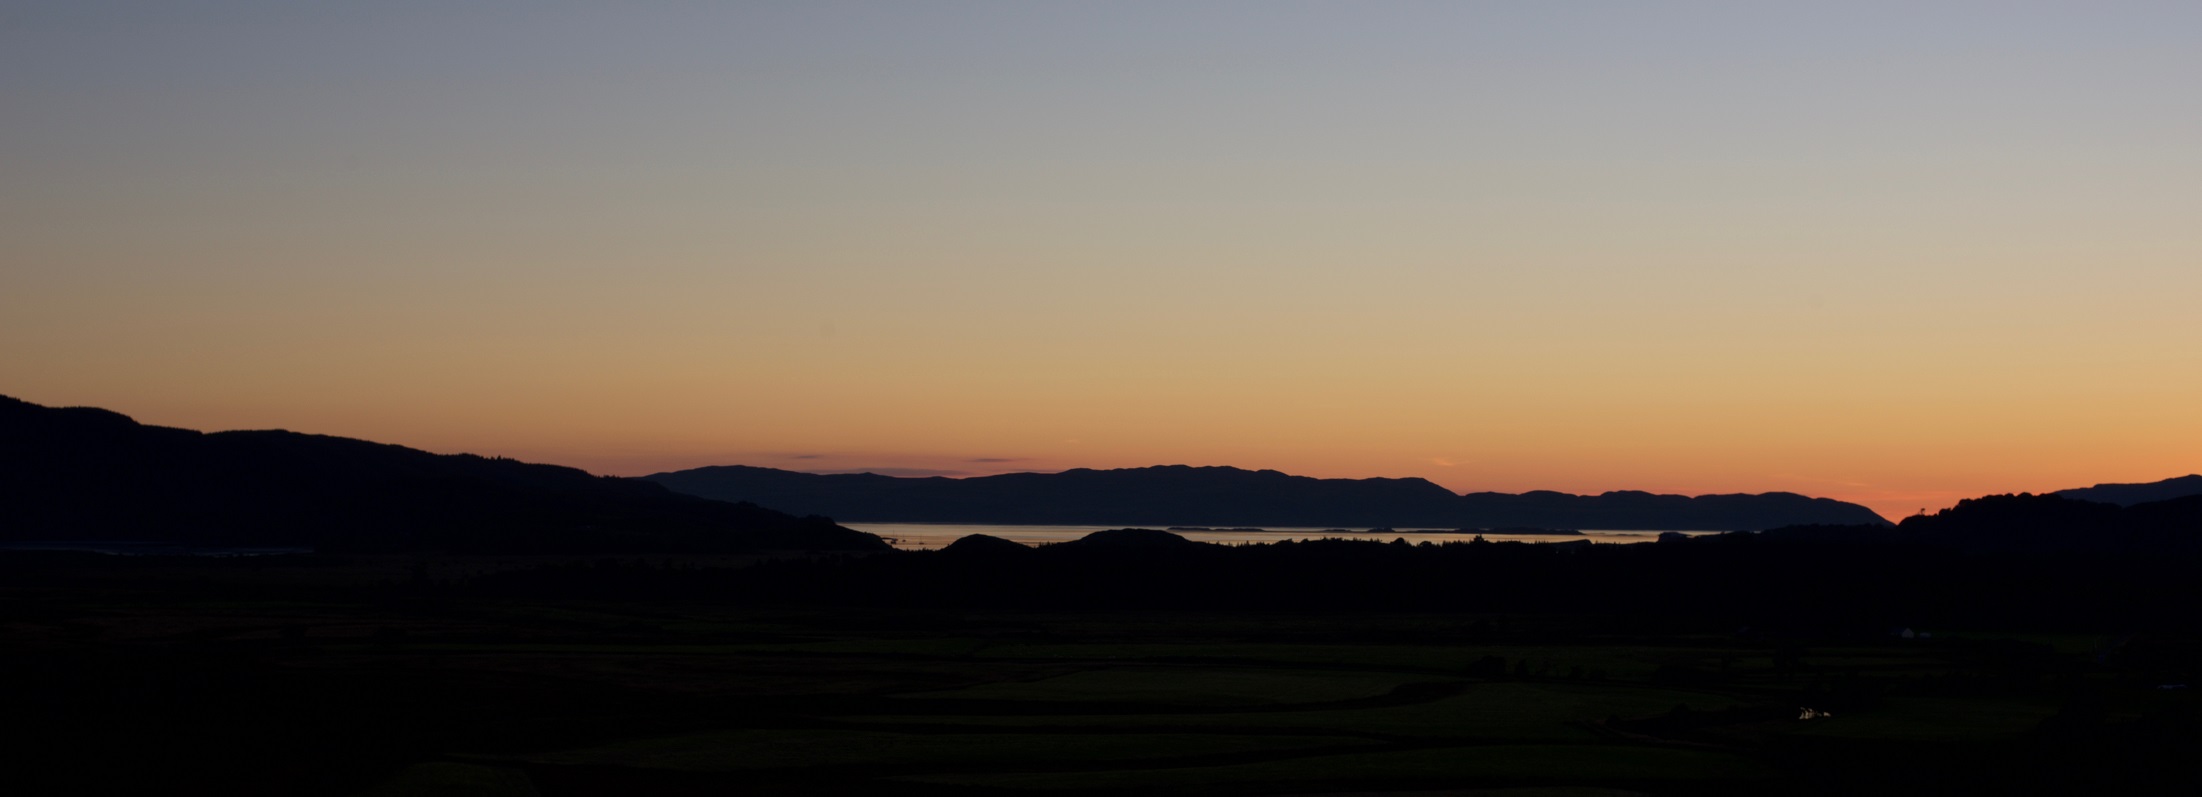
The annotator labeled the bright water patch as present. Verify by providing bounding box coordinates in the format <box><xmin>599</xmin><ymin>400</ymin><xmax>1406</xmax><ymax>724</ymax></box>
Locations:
<box><xmin>844</xmin><ymin>524</ymin><xmax>1721</xmax><ymax>551</ymax></box>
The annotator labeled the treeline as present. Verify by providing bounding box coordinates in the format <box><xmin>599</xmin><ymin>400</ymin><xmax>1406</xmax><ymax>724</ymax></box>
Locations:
<box><xmin>469</xmin><ymin>529</ymin><xmax>2202</xmax><ymax>633</ymax></box>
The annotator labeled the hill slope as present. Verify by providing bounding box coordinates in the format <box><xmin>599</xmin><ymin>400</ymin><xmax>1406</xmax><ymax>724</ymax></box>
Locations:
<box><xmin>1893</xmin><ymin>492</ymin><xmax>2202</xmax><ymax>553</ymax></box>
<box><xmin>2057</xmin><ymin>474</ymin><xmax>2202</xmax><ymax>507</ymax></box>
<box><xmin>641</xmin><ymin>464</ymin><xmax>1890</xmax><ymax>530</ymax></box>
<box><xmin>0</xmin><ymin>396</ymin><xmax>885</xmax><ymax>553</ymax></box>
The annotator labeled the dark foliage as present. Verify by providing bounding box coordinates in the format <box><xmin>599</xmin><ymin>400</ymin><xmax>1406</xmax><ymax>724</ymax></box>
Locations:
<box><xmin>1896</xmin><ymin>492</ymin><xmax>2202</xmax><ymax>554</ymax></box>
<box><xmin>478</xmin><ymin>527</ymin><xmax>2202</xmax><ymax>633</ymax></box>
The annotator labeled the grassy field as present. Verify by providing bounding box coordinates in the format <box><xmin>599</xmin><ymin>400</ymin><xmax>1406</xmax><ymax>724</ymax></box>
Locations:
<box><xmin>493</xmin><ymin>728</ymin><xmax>1378</xmax><ymax>771</ymax></box>
<box><xmin>855</xmin><ymin>681</ymin><xmax>1742</xmax><ymax>741</ymax></box>
<box><xmin>898</xmin><ymin>744</ymin><xmax>1776</xmax><ymax>791</ymax></box>
<box><xmin>3</xmin><ymin>553</ymin><xmax>2194</xmax><ymax>796</ymax></box>
<box><xmin>893</xmin><ymin>666</ymin><xmax>1420</xmax><ymax>706</ymax></box>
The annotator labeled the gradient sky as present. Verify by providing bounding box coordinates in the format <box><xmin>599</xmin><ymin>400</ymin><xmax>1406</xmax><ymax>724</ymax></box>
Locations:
<box><xmin>5</xmin><ymin>2</ymin><xmax>2199</xmax><ymax>521</ymax></box>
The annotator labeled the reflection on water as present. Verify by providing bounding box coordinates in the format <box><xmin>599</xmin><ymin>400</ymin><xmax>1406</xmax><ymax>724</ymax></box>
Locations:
<box><xmin>0</xmin><ymin>530</ymin><xmax>1727</xmax><ymax>555</ymax></box>
<box><xmin>846</xmin><ymin>523</ymin><xmax>1722</xmax><ymax>551</ymax></box>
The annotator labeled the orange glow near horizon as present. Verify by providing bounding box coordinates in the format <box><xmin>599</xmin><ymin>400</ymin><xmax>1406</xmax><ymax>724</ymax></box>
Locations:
<box><xmin>22</xmin><ymin>382</ymin><xmax>2196</xmax><ymax>526</ymax></box>
<box><xmin>5</xmin><ymin>5</ymin><xmax>2199</xmax><ymax>525</ymax></box>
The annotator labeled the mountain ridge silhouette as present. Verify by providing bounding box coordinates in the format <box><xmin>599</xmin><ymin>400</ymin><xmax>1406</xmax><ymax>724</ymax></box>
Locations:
<box><xmin>642</xmin><ymin>463</ymin><xmax>1892</xmax><ymax>530</ymax></box>
<box><xmin>2056</xmin><ymin>474</ymin><xmax>2202</xmax><ymax>507</ymax></box>
<box><xmin>0</xmin><ymin>395</ymin><xmax>886</xmax><ymax>553</ymax></box>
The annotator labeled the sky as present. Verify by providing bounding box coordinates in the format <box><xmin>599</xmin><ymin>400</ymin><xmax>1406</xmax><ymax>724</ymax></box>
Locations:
<box><xmin>4</xmin><ymin>1</ymin><xmax>2199</xmax><ymax>522</ymax></box>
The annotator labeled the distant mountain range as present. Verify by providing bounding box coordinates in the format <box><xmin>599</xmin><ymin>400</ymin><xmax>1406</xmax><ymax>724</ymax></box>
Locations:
<box><xmin>641</xmin><ymin>464</ymin><xmax>1892</xmax><ymax>530</ymax></box>
<box><xmin>0</xmin><ymin>396</ymin><xmax>885</xmax><ymax>553</ymax></box>
<box><xmin>2056</xmin><ymin>475</ymin><xmax>2202</xmax><ymax>507</ymax></box>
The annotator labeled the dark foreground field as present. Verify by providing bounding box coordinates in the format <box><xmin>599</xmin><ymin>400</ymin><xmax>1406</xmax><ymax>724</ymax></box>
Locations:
<box><xmin>4</xmin><ymin>550</ymin><xmax>2198</xmax><ymax>796</ymax></box>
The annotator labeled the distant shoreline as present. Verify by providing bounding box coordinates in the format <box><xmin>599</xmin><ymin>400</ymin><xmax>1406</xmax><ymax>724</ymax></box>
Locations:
<box><xmin>645</xmin><ymin>464</ymin><xmax>1895</xmax><ymax>531</ymax></box>
<box><xmin>1167</xmin><ymin>526</ymin><xmax>1584</xmax><ymax>536</ymax></box>
<box><xmin>843</xmin><ymin>523</ymin><xmax>1712</xmax><ymax>551</ymax></box>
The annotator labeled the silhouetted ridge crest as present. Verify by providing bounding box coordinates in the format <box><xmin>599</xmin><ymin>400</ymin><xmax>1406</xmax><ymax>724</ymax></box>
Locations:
<box><xmin>0</xmin><ymin>395</ymin><xmax>886</xmax><ymax>553</ymax></box>
<box><xmin>938</xmin><ymin>534</ymin><xmax>1034</xmax><ymax>558</ymax></box>
<box><xmin>2056</xmin><ymin>474</ymin><xmax>2202</xmax><ymax>507</ymax></box>
<box><xmin>642</xmin><ymin>464</ymin><xmax>1890</xmax><ymax>530</ymax></box>
<box><xmin>1052</xmin><ymin>528</ymin><xmax>1207</xmax><ymax>550</ymax></box>
<box><xmin>1893</xmin><ymin>492</ymin><xmax>2202</xmax><ymax>554</ymax></box>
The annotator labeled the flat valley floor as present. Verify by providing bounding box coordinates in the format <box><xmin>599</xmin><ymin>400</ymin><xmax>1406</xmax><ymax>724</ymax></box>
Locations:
<box><xmin>3</xmin><ymin>552</ymin><xmax>2195</xmax><ymax>796</ymax></box>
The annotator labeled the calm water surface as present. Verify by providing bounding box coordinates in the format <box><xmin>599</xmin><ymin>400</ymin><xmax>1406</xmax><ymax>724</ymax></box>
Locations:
<box><xmin>0</xmin><ymin>531</ymin><xmax>1724</xmax><ymax>555</ymax></box>
<box><xmin>846</xmin><ymin>524</ymin><xmax>1724</xmax><ymax>551</ymax></box>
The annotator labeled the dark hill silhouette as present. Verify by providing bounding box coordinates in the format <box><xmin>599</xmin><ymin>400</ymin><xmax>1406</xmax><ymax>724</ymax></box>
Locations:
<box><xmin>0</xmin><ymin>396</ymin><xmax>885</xmax><ymax>553</ymax></box>
<box><xmin>2057</xmin><ymin>474</ymin><xmax>2202</xmax><ymax>507</ymax></box>
<box><xmin>1753</xmin><ymin>523</ymin><xmax>1911</xmax><ymax>545</ymax></box>
<box><xmin>1885</xmin><ymin>492</ymin><xmax>2202</xmax><ymax>554</ymax></box>
<box><xmin>937</xmin><ymin>533</ymin><xmax>1034</xmax><ymax>559</ymax></box>
<box><xmin>1049</xmin><ymin>527</ymin><xmax>1209</xmax><ymax>551</ymax></box>
<box><xmin>641</xmin><ymin>464</ymin><xmax>1890</xmax><ymax>530</ymax></box>
<box><xmin>505</xmin><ymin>522</ymin><xmax>2200</xmax><ymax>629</ymax></box>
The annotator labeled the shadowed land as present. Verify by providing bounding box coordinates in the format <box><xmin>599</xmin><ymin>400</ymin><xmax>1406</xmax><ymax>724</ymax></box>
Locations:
<box><xmin>6</xmin><ymin>517</ymin><xmax>2202</xmax><ymax>795</ymax></box>
<box><xmin>5</xmin><ymin>396</ymin><xmax>2201</xmax><ymax>795</ymax></box>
